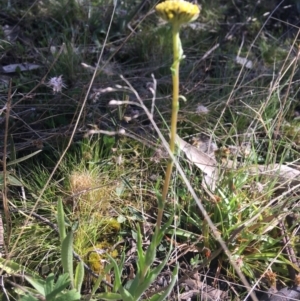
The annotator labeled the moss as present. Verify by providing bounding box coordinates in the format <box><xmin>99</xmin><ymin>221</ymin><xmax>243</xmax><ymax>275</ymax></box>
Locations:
<box><xmin>105</xmin><ymin>218</ymin><xmax>121</xmax><ymax>233</ymax></box>
<box><xmin>85</xmin><ymin>241</ymin><xmax>119</xmax><ymax>277</ymax></box>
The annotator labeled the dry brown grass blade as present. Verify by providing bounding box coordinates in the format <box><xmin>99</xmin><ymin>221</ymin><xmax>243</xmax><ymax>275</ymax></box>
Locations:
<box><xmin>2</xmin><ymin>79</ymin><xmax>12</xmax><ymax>254</ymax></box>
<box><xmin>0</xmin><ymin>215</ymin><xmax>4</xmax><ymax>258</ymax></box>
<box><xmin>248</xmin><ymin>164</ymin><xmax>300</xmax><ymax>188</ymax></box>
<box><xmin>176</xmin><ymin>134</ymin><xmax>300</xmax><ymax>191</ymax></box>
<box><xmin>175</xmin><ymin>134</ymin><xmax>218</xmax><ymax>191</ymax></box>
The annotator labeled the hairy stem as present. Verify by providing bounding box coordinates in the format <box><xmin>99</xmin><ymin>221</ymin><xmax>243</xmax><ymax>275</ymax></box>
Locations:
<box><xmin>156</xmin><ymin>24</ymin><xmax>181</xmax><ymax>232</ymax></box>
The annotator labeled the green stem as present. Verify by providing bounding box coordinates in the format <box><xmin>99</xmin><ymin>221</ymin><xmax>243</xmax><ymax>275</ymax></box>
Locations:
<box><xmin>156</xmin><ymin>24</ymin><xmax>181</xmax><ymax>232</ymax></box>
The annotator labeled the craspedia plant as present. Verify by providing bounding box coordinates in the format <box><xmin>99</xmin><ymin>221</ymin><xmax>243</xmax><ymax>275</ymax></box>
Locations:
<box><xmin>154</xmin><ymin>0</ymin><xmax>200</xmax><ymax>233</ymax></box>
<box><xmin>155</xmin><ymin>0</ymin><xmax>200</xmax><ymax>26</ymax></box>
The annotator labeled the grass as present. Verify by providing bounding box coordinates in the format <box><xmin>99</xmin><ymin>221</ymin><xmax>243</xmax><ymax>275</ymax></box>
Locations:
<box><xmin>1</xmin><ymin>0</ymin><xmax>300</xmax><ymax>300</ymax></box>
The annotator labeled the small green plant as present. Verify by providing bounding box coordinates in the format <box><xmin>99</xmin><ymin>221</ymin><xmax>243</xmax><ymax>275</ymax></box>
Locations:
<box><xmin>57</xmin><ymin>198</ymin><xmax>85</xmax><ymax>294</ymax></box>
<box><xmin>19</xmin><ymin>199</ymin><xmax>84</xmax><ymax>301</ymax></box>
<box><xmin>95</xmin><ymin>221</ymin><xmax>177</xmax><ymax>301</ymax></box>
<box><xmin>0</xmin><ymin>257</ymin><xmax>79</xmax><ymax>301</ymax></box>
<box><xmin>21</xmin><ymin>273</ymin><xmax>81</xmax><ymax>301</ymax></box>
<box><xmin>0</xmin><ymin>199</ymin><xmax>83</xmax><ymax>301</ymax></box>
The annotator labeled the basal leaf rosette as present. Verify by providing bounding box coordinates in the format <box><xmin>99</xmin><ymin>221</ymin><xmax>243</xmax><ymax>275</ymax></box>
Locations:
<box><xmin>155</xmin><ymin>0</ymin><xmax>200</xmax><ymax>26</ymax></box>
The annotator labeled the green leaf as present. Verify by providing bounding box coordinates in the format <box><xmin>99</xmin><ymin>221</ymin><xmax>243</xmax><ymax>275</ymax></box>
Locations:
<box><xmin>166</xmin><ymin>227</ymin><xmax>197</xmax><ymax>239</ymax></box>
<box><xmin>118</xmin><ymin>285</ymin><xmax>134</xmax><ymax>301</ymax></box>
<box><xmin>94</xmin><ymin>292</ymin><xmax>122</xmax><ymax>300</ymax></box>
<box><xmin>142</xmin><ymin>216</ymin><xmax>173</xmax><ymax>274</ymax></box>
<box><xmin>9</xmin><ymin>135</ymin><xmax>16</xmax><ymax>162</ymax></box>
<box><xmin>144</xmin><ymin>235</ymin><xmax>157</xmax><ymax>268</ymax></box>
<box><xmin>94</xmin><ymin>287</ymin><xmax>135</xmax><ymax>301</ymax></box>
<box><xmin>57</xmin><ymin>198</ymin><xmax>66</xmax><ymax>243</ymax></box>
<box><xmin>127</xmin><ymin>226</ymin><xmax>145</xmax><ymax>292</ymax></box>
<box><xmin>104</xmin><ymin>255</ymin><xmax>133</xmax><ymax>301</ymax></box>
<box><xmin>7</xmin><ymin>150</ymin><xmax>42</xmax><ymax>167</ymax></box>
<box><xmin>54</xmin><ymin>273</ymin><xmax>70</xmax><ymax>289</ymax></box>
<box><xmin>20</xmin><ymin>293</ymin><xmax>39</xmax><ymax>301</ymax></box>
<box><xmin>106</xmin><ymin>255</ymin><xmax>122</xmax><ymax>292</ymax></box>
<box><xmin>135</xmin><ymin>225</ymin><xmax>145</xmax><ymax>274</ymax></box>
<box><xmin>46</xmin><ymin>274</ymin><xmax>71</xmax><ymax>300</ymax></box>
<box><xmin>7</xmin><ymin>174</ymin><xmax>24</xmax><ymax>186</ymax></box>
<box><xmin>133</xmin><ymin>231</ymin><xmax>174</xmax><ymax>299</ymax></box>
<box><xmin>0</xmin><ymin>172</ymin><xmax>24</xmax><ymax>189</ymax></box>
<box><xmin>132</xmin><ymin>259</ymin><xmax>167</xmax><ymax>299</ymax></box>
<box><xmin>89</xmin><ymin>264</ymin><xmax>112</xmax><ymax>300</ymax></box>
<box><xmin>61</xmin><ymin>231</ymin><xmax>74</xmax><ymax>288</ymax></box>
<box><xmin>24</xmin><ymin>276</ymin><xmax>46</xmax><ymax>296</ymax></box>
<box><xmin>54</xmin><ymin>289</ymin><xmax>81</xmax><ymax>301</ymax></box>
<box><xmin>44</xmin><ymin>273</ymin><xmax>55</xmax><ymax>298</ymax></box>
<box><xmin>156</xmin><ymin>194</ymin><xmax>164</xmax><ymax>210</ymax></box>
<box><xmin>74</xmin><ymin>260</ymin><xmax>84</xmax><ymax>293</ymax></box>
<box><xmin>157</xmin><ymin>216</ymin><xmax>173</xmax><ymax>243</ymax></box>
<box><xmin>0</xmin><ymin>257</ymin><xmax>41</xmax><ymax>279</ymax></box>
<box><xmin>148</xmin><ymin>263</ymin><xmax>179</xmax><ymax>301</ymax></box>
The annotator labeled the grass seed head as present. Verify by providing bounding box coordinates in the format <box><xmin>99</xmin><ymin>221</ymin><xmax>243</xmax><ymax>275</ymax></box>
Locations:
<box><xmin>70</xmin><ymin>170</ymin><xmax>94</xmax><ymax>193</ymax></box>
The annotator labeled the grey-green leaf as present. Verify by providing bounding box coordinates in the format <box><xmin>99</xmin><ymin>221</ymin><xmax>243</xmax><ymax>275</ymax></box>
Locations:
<box><xmin>57</xmin><ymin>198</ymin><xmax>66</xmax><ymax>243</ymax></box>
<box><xmin>24</xmin><ymin>276</ymin><xmax>45</xmax><ymax>296</ymax></box>
<box><xmin>61</xmin><ymin>231</ymin><xmax>74</xmax><ymax>287</ymax></box>
<box><xmin>94</xmin><ymin>292</ymin><xmax>122</xmax><ymax>300</ymax></box>
<box><xmin>7</xmin><ymin>150</ymin><xmax>42</xmax><ymax>167</ymax></box>
<box><xmin>74</xmin><ymin>260</ymin><xmax>85</xmax><ymax>293</ymax></box>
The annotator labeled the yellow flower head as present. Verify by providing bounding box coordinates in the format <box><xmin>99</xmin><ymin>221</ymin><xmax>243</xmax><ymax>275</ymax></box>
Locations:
<box><xmin>155</xmin><ymin>0</ymin><xmax>200</xmax><ymax>26</ymax></box>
